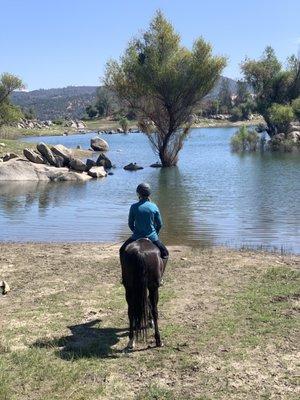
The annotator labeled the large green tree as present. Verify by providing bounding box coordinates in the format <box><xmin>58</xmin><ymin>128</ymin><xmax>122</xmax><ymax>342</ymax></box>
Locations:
<box><xmin>104</xmin><ymin>11</ymin><xmax>226</xmax><ymax>166</ymax></box>
<box><xmin>0</xmin><ymin>73</ymin><xmax>24</xmax><ymax>126</ymax></box>
<box><xmin>241</xmin><ymin>47</ymin><xmax>300</xmax><ymax>136</ymax></box>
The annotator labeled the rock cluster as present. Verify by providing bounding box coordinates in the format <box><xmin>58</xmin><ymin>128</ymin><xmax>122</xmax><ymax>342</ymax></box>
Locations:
<box><xmin>0</xmin><ymin>143</ymin><xmax>112</xmax><ymax>181</ymax></box>
<box><xmin>270</xmin><ymin>121</ymin><xmax>300</xmax><ymax>148</ymax></box>
<box><xmin>17</xmin><ymin>119</ymin><xmax>86</xmax><ymax>130</ymax></box>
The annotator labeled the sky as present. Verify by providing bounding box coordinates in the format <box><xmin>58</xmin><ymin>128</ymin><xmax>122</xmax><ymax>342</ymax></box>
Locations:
<box><xmin>1</xmin><ymin>0</ymin><xmax>299</xmax><ymax>91</ymax></box>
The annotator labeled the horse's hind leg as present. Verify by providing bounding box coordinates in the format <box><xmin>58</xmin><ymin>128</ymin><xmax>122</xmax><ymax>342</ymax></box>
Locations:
<box><xmin>149</xmin><ymin>288</ymin><xmax>162</xmax><ymax>347</ymax></box>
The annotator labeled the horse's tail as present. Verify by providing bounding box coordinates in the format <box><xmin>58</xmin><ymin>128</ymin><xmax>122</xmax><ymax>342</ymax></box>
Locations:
<box><xmin>131</xmin><ymin>250</ymin><xmax>148</xmax><ymax>341</ymax></box>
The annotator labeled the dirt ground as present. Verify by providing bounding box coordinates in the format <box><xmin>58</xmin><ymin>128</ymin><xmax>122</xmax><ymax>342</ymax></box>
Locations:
<box><xmin>0</xmin><ymin>243</ymin><xmax>299</xmax><ymax>400</ymax></box>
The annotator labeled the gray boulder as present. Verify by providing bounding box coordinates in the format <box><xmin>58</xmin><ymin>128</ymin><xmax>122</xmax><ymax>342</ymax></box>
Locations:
<box><xmin>88</xmin><ymin>166</ymin><xmax>107</xmax><ymax>178</ymax></box>
<box><xmin>23</xmin><ymin>148</ymin><xmax>45</xmax><ymax>164</ymax></box>
<box><xmin>96</xmin><ymin>153</ymin><xmax>112</xmax><ymax>169</ymax></box>
<box><xmin>287</xmin><ymin>131</ymin><xmax>300</xmax><ymax>143</ymax></box>
<box><xmin>85</xmin><ymin>159</ymin><xmax>97</xmax><ymax>171</ymax></box>
<box><xmin>37</xmin><ymin>142</ymin><xmax>57</xmax><ymax>166</ymax></box>
<box><xmin>51</xmin><ymin>144</ymin><xmax>72</xmax><ymax>161</ymax></box>
<box><xmin>69</xmin><ymin>158</ymin><xmax>86</xmax><ymax>172</ymax></box>
<box><xmin>3</xmin><ymin>153</ymin><xmax>19</xmax><ymax>162</ymax></box>
<box><xmin>0</xmin><ymin>158</ymin><xmax>67</xmax><ymax>181</ymax></box>
<box><xmin>50</xmin><ymin>171</ymin><xmax>92</xmax><ymax>182</ymax></box>
<box><xmin>150</xmin><ymin>162</ymin><xmax>162</xmax><ymax>168</ymax></box>
<box><xmin>124</xmin><ymin>162</ymin><xmax>143</xmax><ymax>171</ymax></box>
<box><xmin>90</xmin><ymin>137</ymin><xmax>109</xmax><ymax>152</ymax></box>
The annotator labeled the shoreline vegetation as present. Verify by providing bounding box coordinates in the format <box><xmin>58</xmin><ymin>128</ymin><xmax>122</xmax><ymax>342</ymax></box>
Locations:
<box><xmin>1</xmin><ymin>243</ymin><xmax>299</xmax><ymax>399</ymax></box>
<box><xmin>0</xmin><ymin>117</ymin><xmax>263</xmax><ymax>157</ymax></box>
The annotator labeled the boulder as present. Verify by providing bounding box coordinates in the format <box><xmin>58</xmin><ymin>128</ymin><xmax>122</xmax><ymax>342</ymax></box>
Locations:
<box><xmin>90</xmin><ymin>137</ymin><xmax>109</xmax><ymax>152</ymax></box>
<box><xmin>150</xmin><ymin>162</ymin><xmax>162</xmax><ymax>168</ymax></box>
<box><xmin>88</xmin><ymin>166</ymin><xmax>107</xmax><ymax>178</ymax></box>
<box><xmin>37</xmin><ymin>142</ymin><xmax>57</xmax><ymax>166</ymax></box>
<box><xmin>51</xmin><ymin>144</ymin><xmax>72</xmax><ymax>160</ymax></box>
<box><xmin>0</xmin><ymin>158</ymin><xmax>67</xmax><ymax>181</ymax></box>
<box><xmin>287</xmin><ymin>131</ymin><xmax>300</xmax><ymax>143</ymax></box>
<box><xmin>23</xmin><ymin>148</ymin><xmax>45</xmax><ymax>164</ymax></box>
<box><xmin>85</xmin><ymin>159</ymin><xmax>97</xmax><ymax>171</ymax></box>
<box><xmin>69</xmin><ymin>158</ymin><xmax>86</xmax><ymax>172</ymax></box>
<box><xmin>50</xmin><ymin>171</ymin><xmax>92</xmax><ymax>182</ymax></box>
<box><xmin>124</xmin><ymin>162</ymin><xmax>143</xmax><ymax>171</ymax></box>
<box><xmin>272</xmin><ymin>133</ymin><xmax>285</xmax><ymax>143</ymax></box>
<box><xmin>0</xmin><ymin>143</ymin><xmax>6</xmax><ymax>148</ymax></box>
<box><xmin>54</xmin><ymin>155</ymin><xmax>66</xmax><ymax>168</ymax></box>
<box><xmin>77</xmin><ymin>121</ymin><xmax>85</xmax><ymax>129</ymax></box>
<box><xmin>3</xmin><ymin>153</ymin><xmax>19</xmax><ymax>162</ymax></box>
<box><xmin>96</xmin><ymin>153</ymin><xmax>112</xmax><ymax>169</ymax></box>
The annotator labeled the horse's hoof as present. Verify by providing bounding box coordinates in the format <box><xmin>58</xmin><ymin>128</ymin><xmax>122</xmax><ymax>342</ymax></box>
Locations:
<box><xmin>148</xmin><ymin>319</ymin><xmax>154</xmax><ymax>329</ymax></box>
<box><xmin>156</xmin><ymin>341</ymin><xmax>164</xmax><ymax>348</ymax></box>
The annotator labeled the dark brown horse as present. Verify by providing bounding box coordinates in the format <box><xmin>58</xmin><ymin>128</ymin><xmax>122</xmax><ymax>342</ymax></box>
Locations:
<box><xmin>120</xmin><ymin>238</ymin><xmax>166</xmax><ymax>349</ymax></box>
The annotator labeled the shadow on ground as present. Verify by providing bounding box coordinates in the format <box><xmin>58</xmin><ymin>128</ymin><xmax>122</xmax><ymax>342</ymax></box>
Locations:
<box><xmin>32</xmin><ymin>319</ymin><xmax>128</xmax><ymax>359</ymax></box>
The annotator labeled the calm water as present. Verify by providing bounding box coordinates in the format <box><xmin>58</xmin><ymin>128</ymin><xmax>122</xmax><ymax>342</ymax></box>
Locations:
<box><xmin>0</xmin><ymin>128</ymin><xmax>299</xmax><ymax>252</ymax></box>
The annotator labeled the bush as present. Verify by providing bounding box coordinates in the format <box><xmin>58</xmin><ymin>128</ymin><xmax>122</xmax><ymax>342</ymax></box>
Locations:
<box><xmin>230</xmin><ymin>125</ymin><xmax>259</xmax><ymax>152</ymax></box>
<box><xmin>292</xmin><ymin>97</ymin><xmax>300</xmax><ymax>120</ymax></box>
<box><xmin>230</xmin><ymin>107</ymin><xmax>243</xmax><ymax>121</ymax></box>
<box><xmin>268</xmin><ymin>103</ymin><xmax>294</xmax><ymax>133</ymax></box>
<box><xmin>119</xmin><ymin>116</ymin><xmax>129</xmax><ymax>132</ymax></box>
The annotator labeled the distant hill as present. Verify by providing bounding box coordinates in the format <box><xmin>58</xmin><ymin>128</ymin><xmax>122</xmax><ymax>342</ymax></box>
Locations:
<box><xmin>11</xmin><ymin>77</ymin><xmax>237</xmax><ymax>120</ymax></box>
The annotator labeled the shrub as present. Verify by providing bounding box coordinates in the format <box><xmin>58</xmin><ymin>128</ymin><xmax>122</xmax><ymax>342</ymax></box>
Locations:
<box><xmin>268</xmin><ymin>103</ymin><xmax>294</xmax><ymax>133</ymax></box>
<box><xmin>230</xmin><ymin>125</ymin><xmax>259</xmax><ymax>152</ymax></box>
<box><xmin>119</xmin><ymin>116</ymin><xmax>129</xmax><ymax>132</ymax></box>
<box><xmin>292</xmin><ymin>97</ymin><xmax>300</xmax><ymax>120</ymax></box>
<box><xmin>230</xmin><ymin>107</ymin><xmax>243</xmax><ymax>121</ymax></box>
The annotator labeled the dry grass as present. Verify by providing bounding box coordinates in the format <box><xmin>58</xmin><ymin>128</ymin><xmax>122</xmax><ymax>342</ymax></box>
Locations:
<box><xmin>0</xmin><ymin>244</ymin><xmax>299</xmax><ymax>400</ymax></box>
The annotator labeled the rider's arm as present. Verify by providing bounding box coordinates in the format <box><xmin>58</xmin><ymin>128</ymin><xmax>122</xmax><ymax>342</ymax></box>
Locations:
<box><xmin>128</xmin><ymin>206</ymin><xmax>135</xmax><ymax>232</ymax></box>
<box><xmin>154</xmin><ymin>209</ymin><xmax>162</xmax><ymax>233</ymax></box>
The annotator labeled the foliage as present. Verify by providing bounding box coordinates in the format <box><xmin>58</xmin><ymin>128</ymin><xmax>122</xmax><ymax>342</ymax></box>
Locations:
<box><xmin>119</xmin><ymin>116</ymin><xmax>129</xmax><ymax>132</ymax></box>
<box><xmin>0</xmin><ymin>73</ymin><xmax>24</xmax><ymax>126</ymax></box>
<box><xmin>268</xmin><ymin>103</ymin><xmax>294</xmax><ymax>133</ymax></box>
<box><xmin>241</xmin><ymin>47</ymin><xmax>300</xmax><ymax>136</ymax></box>
<box><xmin>22</xmin><ymin>106</ymin><xmax>36</xmax><ymax>120</ymax></box>
<box><xmin>292</xmin><ymin>97</ymin><xmax>300</xmax><ymax>120</ymax></box>
<box><xmin>218</xmin><ymin>78</ymin><xmax>232</xmax><ymax>113</ymax></box>
<box><xmin>104</xmin><ymin>11</ymin><xmax>226</xmax><ymax>166</ymax></box>
<box><xmin>95</xmin><ymin>87</ymin><xmax>118</xmax><ymax>117</ymax></box>
<box><xmin>85</xmin><ymin>104</ymin><xmax>98</xmax><ymax>119</ymax></box>
<box><xmin>230</xmin><ymin>99</ymin><xmax>255</xmax><ymax>121</ymax></box>
<box><xmin>230</xmin><ymin>125</ymin><xmax>259</xmax><ymax>152</ymax></box>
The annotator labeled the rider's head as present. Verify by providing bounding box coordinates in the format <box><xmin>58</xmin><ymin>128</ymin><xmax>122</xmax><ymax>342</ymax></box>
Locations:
<box><xmin>136</xmin><ymin>183</ymin><xmax>151</xmax><ymax>199</ymax></box>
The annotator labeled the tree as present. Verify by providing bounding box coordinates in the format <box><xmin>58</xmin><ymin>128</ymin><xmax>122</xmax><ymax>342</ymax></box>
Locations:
<box><xmin>268</xmin><ymin>103</ymin><xmax>294</xmax><ymax>133</ymax></box>
<box><xmin>292</xmin><ymin>97</ymin><xmax>300</xmax><ymax>120</ymax></box>
<box><xmin>241</xmin><ymin>47</ymin><xmax>300</xmax><ymax>136</ymax></box>
<box><xmin>235</xmin><ymin>80</ymin><xmax>251</xmax><ymax>105</ymax></box>
<box><xmin>0</xmin><ymin>73</ymin><xmax>24</xmax><ymax>126</ymax></box>
<box><xmin>119</xmin><ymin>116</ymin><xmax>129</xmax><ymax>132</ymax></box>
<box><xmin>218</xmin><ymin>78</ymin><xmax>232</xmax><ymax>113</ymax></box>
<box><xmin>104</xmin><ymin>11</ymin><xmax>226</xmax><ymax>166</ymax></box>
<box><xmin>85</xmin><ymin>104</ymin><xmax>98</xmax><ymax>119</ymax></box>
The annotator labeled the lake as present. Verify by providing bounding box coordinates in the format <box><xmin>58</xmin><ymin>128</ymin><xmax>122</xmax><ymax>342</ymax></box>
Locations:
<box><xmin>0</xmin><ymin>127</ymin><xmax>299</xmax><ymax>253</ymax></box>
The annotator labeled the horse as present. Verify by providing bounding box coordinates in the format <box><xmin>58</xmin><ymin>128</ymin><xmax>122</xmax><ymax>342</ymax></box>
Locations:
<box><xmin>120</xmin><ymin>238</ymin><xmax>167</xmax><ymax>350</ymax></box>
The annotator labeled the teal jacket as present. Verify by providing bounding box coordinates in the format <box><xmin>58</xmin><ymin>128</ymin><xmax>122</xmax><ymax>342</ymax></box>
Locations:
<box><xmin>128</xmin><ymin>199</ymin><xmax>162</xmax><ymax>241</ymax></box>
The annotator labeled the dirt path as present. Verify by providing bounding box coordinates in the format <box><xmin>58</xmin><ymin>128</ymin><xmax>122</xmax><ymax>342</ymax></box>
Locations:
<box><xmin>0</xmin><ymin>243</ymin><xmax>299</xmax><ymax>399</ymax></box>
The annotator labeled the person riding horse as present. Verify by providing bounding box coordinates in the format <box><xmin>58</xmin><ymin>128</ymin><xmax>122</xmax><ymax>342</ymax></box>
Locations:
<box><xmin>120</xmin><ymin>183</ymin><xmax>168</xmax><ymax>349</ymax></box>
<box><xmin>119</xmin><ymin>183</ymin><xmax>169</xmax><ymax>260</ymax></box>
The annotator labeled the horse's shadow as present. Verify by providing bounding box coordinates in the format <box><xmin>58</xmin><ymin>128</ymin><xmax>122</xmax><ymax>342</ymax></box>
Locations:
<box><xmin>32</xmin><ymin>319</ymin><xmax>128</xmax><ymax>360</ymax></box>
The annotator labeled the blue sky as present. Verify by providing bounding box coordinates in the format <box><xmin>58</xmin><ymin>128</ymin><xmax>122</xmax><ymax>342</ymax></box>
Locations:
<box><xmin>1</xmin><ymin>0</ymin><xmax>299</xmax><ymax>90</ymax></box>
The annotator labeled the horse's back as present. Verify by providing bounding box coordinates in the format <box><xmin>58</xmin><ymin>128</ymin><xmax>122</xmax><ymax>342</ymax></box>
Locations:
<box><xmin>122</xmin><ymin>239</ymin><xmax>163</xmax><ymax>288</ymax></box>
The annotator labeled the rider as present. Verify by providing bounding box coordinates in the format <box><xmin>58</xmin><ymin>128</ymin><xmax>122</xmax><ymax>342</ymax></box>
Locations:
<box><xmin>119</xmin><ymin>183</ymin><xmax>169</xmax><ymax>259</ymax></box>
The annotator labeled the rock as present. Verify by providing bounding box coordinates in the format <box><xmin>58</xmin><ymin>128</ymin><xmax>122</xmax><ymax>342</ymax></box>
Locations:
<box><xmin>0</xmin><ymin>280</ymin><xmax>10</xmax><ymax>295</ymax></box>
<box><xmin>23</xmin><ymin>148</ymin><xmax>45</xmax><ymax>164</ymax></box>
<box><xmin>85</xmin><ymin>159</ymin><xmax>97</xmax><ymax>171</ymax></box>
<box><xmin>88</xmin><ymin>166</ymin><xmax>107</xmax><ymax>178</ymax></box>
<box><xmin>51</xmin><ymin>144</ymin><xmax>72</xmax><ymax>160</ymax></box>
<box><xmin>76</xmin><ymin>145</ymin><xmax>82</xmax><ymax>149</ymax></box>
<box><xmin>0</xmin><ymin>143</ymin><xmax>6</xmax><ymax>147</ymax></box>
<box><xmin>3</xmin><ymin>153</ymin><xmax>19</xmax><ymax>162</ymax></box>
<box><xmin>77</xmin><ymin>121</ymin><xmax>85</xmax><ymax>129</ymax></box>
<box><xmin>124</xmin><ymin>162</ymin><xmax>143</xmax><ymax>171</ymax></box>
<box><xmin>54</xmin><ymin>155</ymin><xmax>66</xmax><ymax>168</ymax></box>
<box><xmin>0</xmin><ymin>158</ymin><xmax>67</xmax><ymax>181</ymax></box>
<box><xmin>37</xmin><ymin>142</ymin><xmax>57</xmax><ymax>166</ymax></box>
<box><xmin>272</xmin><ymin>133</ymin><xmax>285</xmax><ymax>143</ymax></box>
<box><xmin>287</xmin><ymin>131</ymin><xmax>300</xmax><ymax>143</ymax></box>
<box><xmin>96</xmin><ymin>153</ymin><xmax>112</xmax><ymax>169</ymax></box>
<box><xmin>90</xmin><ymin>137</ymin><xmax>109</xmax><ymax>152</ymax></box>
<box><xmin>150</xmin><ymin>162</ymin><xmax>162</xmax><ymax>168</ymax></box>
<box><xmin>69</xmin><ymin>158</ymin><xmax>86</xmax><ymax>172</ymax></box>
<box><xmin>51</xmin><ymin>171</ymin><xmax>92</xmax><ymax>182</ymax></box>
